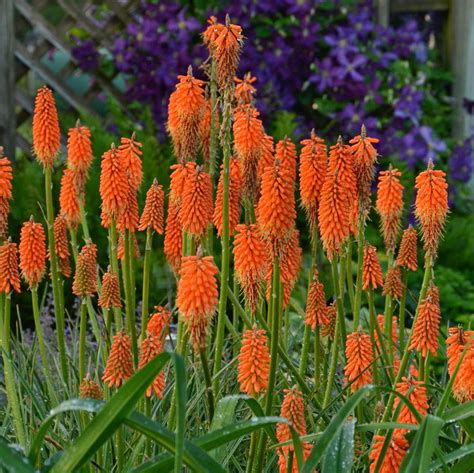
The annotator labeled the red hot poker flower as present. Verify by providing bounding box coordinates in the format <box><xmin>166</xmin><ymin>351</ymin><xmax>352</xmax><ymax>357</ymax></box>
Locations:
<box><xmin>0</xmin><ymin>239</ymin><xmax>21</xmax><ymax>294</ymax></box>
<box><xmin>19</xmin><ymin>217</ymin><xmax>47</xmax><ymax>288</ymax></box>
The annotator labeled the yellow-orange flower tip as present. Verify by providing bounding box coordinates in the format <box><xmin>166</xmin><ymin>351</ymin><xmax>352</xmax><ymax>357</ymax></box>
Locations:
<box><xmin>180</xmin><ymin>162</ymin><xmax>213</xmax><ymax>238</ymax></box>
<box><xmin>202</xmin><ymin>15</ymin><xmax>224</xmax><ymax>50</ymax></box>
<box><xmin>409</xmin><ymin>282</ymin><xmax>441</xmax><ymax>358</ymax></box>
<box><xmin>176</xmin><ymin>254</ymin><xmax>219</xmax><ymax>350</ymax></box>
<box><xmin>396</xmin><ymin>225</ymin><xmax>418</xmax><ymax>272</ymax></box>
<box><xmin>305</xmin><ymin>270</ymin><xmax>329</xmax><ymax>329</ymax></box>
<box><xmin>257</xmin><ymin>160</ymin><xmax>296</xmax><ymax>245</ymax></box>
<box><xmin>276</xmin><ymin>387</ymin><xmax>312</xmax><ymax>473</ymax></box>
<box><xmin>0</xmin><ymin>238</ymin><xmax>21</xmax><ymax>294</ymax></box>
<box><xmin>214</xmin><ymin>157</ymin><xmax>242</xmax><ymax>236</ymax></box>
<box><xmin>72</xmin><ymin>242</ymin><xmax>97</xmax><ymax>298</ymax></box>
<box><xmin>32</xmin><ymin>86</ymin><xmax>60</xmax><ymax>168</ymax></box>
<box><xmin>138</xmin><ymin>333</ymin><xmax>166</xmax><ymax>398</ymax></box>
<box><xmin>99</xmin><ymin>144</ymin><xmax>129</xmax><ymax>226</ymax></box>
<box><xmin>53</xmin><ymin>215</ymin><xmax>72</xmax><ymax>278</ymax></box>
<box><xmin>235</xmin><ymin>72</ymin><xmax>257</xmax><ymax>104</ymax></box>
<box><xmin>415</xmin><ymin>160</ymin><xmax>449</xmax><ymax>260</ymax></box>
<box><xmin>98</xmin><ymin>267</ymin><xmax>121</xmax><ymax>309</ymax></box>
<box><xmin>138</xmin><ymin>178</ymin><xmax>165</xmax><ymax>234</ymax></box>
<box><xmin>213</xmin><ymin>16</ymin><xmax>243</xmax><ymax>90</ymax></box>
<box><xmin>59</xmin><ymin>168</ymin><xmax>81</xmax><ymax>229</ymax></box>
<box><xmin>79</xmin><ymin>375</ymin><xmax>103</xmax><ymax>400</ymax></box>
<box><xmin>369</xmin><ymin>433</ymin><xmax>408</xmax><ymax>473</ymax></box>
<box><xmin>344</xmin><ymin>330</ymin><xmax>373</xmax><ymax>392</ymax></box>
<box><xmin>233</xmin><ymin>105</ymin><xmax>264</xmax><ymax>200</ymax></box>
<box><xmin>383</xmin><ymin>266</ymin><xmax>404</xmax><ymax>300</ymax></box>
<box><xmin>147</xmin><ymin>305</ymin><xmax>172</xmax><ymax>341</ymax></box>
<box><xmin>164</xmin><ymin>197</ymin><xmax>183</xmax><ymax>272</ymax></box>
<box><xmin>362</xmin><ymin>243</ymin><xmax>383</xmax><ymax>290</ymax></box>
<box><xmin>237</xmin><ymin>326</ymin><xmax>270</xmax><ymax>396</ymax></box>
<box><xmin>119</xmin><ymin>133</ymin><xmax>143</xmax><ymax>190</ymax></box>
<box><xmin>67</xmin><ymin>121</ymin><xmax>93</xmax><ymax>194</ymax></box>
<box><xmin>394</xmin><ymin>376</ymin><xmax>429</xmax><ymax>428</ymax></box>
<box><xmin>299</xmin><ymin>131</ymin><xmax>327</xmax><ymax>230</ymax></box>
<box><xmin>167</xmin><ymin>68</ymin><xmax>206</xmax><ymax>162</ymax></box>
<box><xmin>349</xmin><ymin>125</ymin><xmax>379</xmax><ymax>213</ymax></box>
<box><xmin>19</xmin><ymin>216</ymin><xmax>46</xmax><ymax>289</ymax></box>
<box><xmin>446</xmin><ymin>327</ymin><xmax>474</xmax><ymax>403</ymax></box>
<box><xmin>233</xmin><ymin>224</ymin><xmax>267</xmax><ymax>313</ymax></box>
<box><xmin>102</xmin><ymin>330</ymin><xmax>133</xmax><ymax>388</ymax></box>
<box><xmin>376</xmin><ymin>166</ymin><xmax>404</xmax><ymax>254</ymax></box>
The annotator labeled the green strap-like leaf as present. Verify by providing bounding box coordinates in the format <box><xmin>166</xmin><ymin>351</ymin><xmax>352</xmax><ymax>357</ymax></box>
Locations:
<box><xmin>400</xmin><ymin>414</ymin><xmax>445</xmax><ymax>473</ymax></box>
<box><xmin>442</xmin><ymin>400</ymin><xmax>474</xmax><ymax>423</ymax></box>
<box><xmin>321</xmin><ymin>419</ymin><xmax>355</xmax><ymax>473</ymax></box>
<box><xmin>0</xmin><ymin>436</ymin><xmax>35</xmax><ymax>473</ymax></box>
<box><xmin>302</xmin><ymin>385</ymin><xmax>375</xmax><ymax>472</ymax></box>
<box><xmin>428</xmin><ymin>443</ymin><xmax>474</xmax><ymax>472</ymax></box>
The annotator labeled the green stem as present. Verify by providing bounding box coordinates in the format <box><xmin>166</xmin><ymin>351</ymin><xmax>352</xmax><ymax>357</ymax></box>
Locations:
<box><xmin>79</xmin><ymin>298</ymin><xmax>87</xmax><ymax>383</ymax></box>
<box><xmin>353</xmin><ymin>214</ymin><xmax>365</xmax><ymax>330</ymax></box>
<box><xmin>45</xmin><ymin>167</ymin><xmax>68</xmax><ymax>381</ymax></box>
<box><xmin>79</xmin><ymin>201</ymin><xmax>91</xmax><ymax>240</ymax></box>
<box><xmin>200</xmin><ymin>347</ymin><xmax>215</xmax><ymax>420</ymax></box>
<box><xmin>145</xmin><ymin>397</ymin><xmax>152</xmax><ymax>458</ymax></box>
<box><xmin>108</xmin><ymin>221</ymin><xmax>121</xmax><ymax>331</ymax></box>
<box><xmin>346</xmin><ymin>239</ymin><xmax>355</xmax><ymax>312</ymax></box>
<box><xmin>384</xmin><ymin>254</ymin><xmax>395</xmax><ymax>363</ymax></box>
<box><xmin>0</xmin><ymin>293</ymin><xmax>26</xmax><ymax>446</ymax></box>
<box><xmin>212</xmin><ymin>88</ymin><xmax>232</xmax><ymax>397</ymax></box>
<box><xmin>69</xmin><ymin>228</ymin><xmax>79</xmax><ymax>261</ymax></box>
<box><xmin>32</xmin><ymin>286</ymin><xmax>57</xmax><ymax>404</ymax></box>
<box><xmin>332</xmin><ymin>257</ymin><xmax>347</xmax><ymax>346</ymax></box>
<box><xmin>299</xmin><ymin>324</ymin><xmax>311</xmax><ymax>377</ymax></box>
<box><xmin>254</xmin><ymin>258</ymin><xmax>280</xmax><ymax>472</ymax></box>
<box><xmin>123</xmin><ymin>230</ymin><xmax>138</xmax><ymax>364</ymax></box>
<box><xmin>141</xmin><ymin>228</ymin><xmax>153</xmax><ymax>340</ymax></box>
<box><xmin>379</xmin><ymin>261</ymin><xmax>432</xmax><ymax>425</ymax></box>
<box><xmin>398</xmin><ymin>269</ymin><xmax>409</xmax><ymax>351</ymax></box>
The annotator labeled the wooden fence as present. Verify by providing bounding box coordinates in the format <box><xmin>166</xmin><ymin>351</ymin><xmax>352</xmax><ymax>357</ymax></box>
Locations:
<box><xmin>0</xmin><ymin>0</ymin><xmax>472</xmax><ymax>160</ymax></box>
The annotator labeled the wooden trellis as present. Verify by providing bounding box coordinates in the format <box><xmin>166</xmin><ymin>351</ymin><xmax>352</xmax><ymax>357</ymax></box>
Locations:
<box><xmin>0</xmin><ymin>0</ymin><xmax>139</xmax><ymax>158</ymax></box>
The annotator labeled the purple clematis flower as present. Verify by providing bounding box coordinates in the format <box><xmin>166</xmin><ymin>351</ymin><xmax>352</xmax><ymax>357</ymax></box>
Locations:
<box><xmin>338</xmin><ymin>53</ymin><xmax>367</xmax><ymax>82</ymax></box>
<box><xmin>394</xmin><ymin>85</ymin><xmax>424</xmax><ymax>122</ymax></box>
<box><xmin>419</xmin><ymin>126</ymin><xmax>447</xmax><ymax>163</ymax></box>
<box><xmin>399</xmin><ymin>128</ymin><xmax>428</xmax><ymax>169</ymax></box>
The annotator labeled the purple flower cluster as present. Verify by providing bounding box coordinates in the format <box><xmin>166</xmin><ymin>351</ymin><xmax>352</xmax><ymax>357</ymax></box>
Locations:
<box><xmin>70</xmin><ymin>0</ymin><xmax>472</xmax><ymax>189</ymax></box>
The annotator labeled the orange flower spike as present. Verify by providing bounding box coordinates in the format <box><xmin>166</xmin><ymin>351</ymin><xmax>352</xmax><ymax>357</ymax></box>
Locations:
<box><xmin>79</xmin><ymin>375</ymin><xmax>103</xmax><ymax>400</ymax></box>
<box><xmin>117</xmin><ymin>183</ymin><xmax>139</xmax><ymax>232</ymax></box>
<box><xmin>164</xmin><ymin>198</ymin><xmax>183</xmax><ymax>272</ymax></box>
<box><xmin>19</xmin><ymin>217</ymin><xmax>47</xmax><ymax>288</ymax></box>
<box><xmin>409</xmin><ymin>282</ymin><xmax>441</xmax><ymax>358</ymax></box>
<box><xmin>98</xmin><ymin>267</ymin><xmax>121</xmax><ymax>309</ymax></box>
<box><xmin>233</xmin><ymin>105</ymin><xmax>264</xmax><ymax>200</ymax></box>
<box><xmin>275</xmin><ymin>137</ymin><xmax>298</xmax><ymax>183</ymax></box>
<box><xmin>276</xmin><ymin>387</ymin><xmax>312</xmax><ymax>473</ymax></box>
<box><xmin>72</xmin><ymin>243</ymin><xmax>97</xmax><ymax>298</ymax></box>
<box><xmin>299</xmin><ymin>131</ymin><xmax>327</xmax><ymax>229</ymax></box>
<box><xmin>344</xmin><ymin>330</ymin><xmax>374</xmax><ymax>391</ymax></box>
<box><xmin>237</xmin><ymin>326</ymin><xmax>270</xmax><ymax>396</ymax></box>
<box><xmin>349</xmin><ymin>125</ymin><xmax>379</xmax><ymax>213</ymax></box>
<box><xmin>257</xmin><ymin>160</ymin><xmax>296</xmax><ymax>243</ymax></box>
<box><xmin>369</xmin><ymin>433</ymin><xmax>409</xmax><ymax>473</ymax></box>
<box><xmin>67</xmin><ymin>121</ymin><xmax>93</xmax><ymax>194</ymax></box>
<box><xmin>396</xmin><ymin>225</ymin><xmax>418</xmax><ymax>271</ymax></box>
<box><xmin>59</xmin><ymin>169</ymin><xmax>81</xmax><ymax>228</ymax></box>
<box><xmin>383</xmin><ymin>266</ymin><xmax>404</xmax><ymax>300</ymax></box>
<box><xmin>99</xmin><ymin>144</ymin><xmax>129</xmax><ymax>225</ymax></box>
<box><xmin>147</xmin><ymin>306</ymin><xmax>172</xmax><ymax>342</ymax></box>
<box><xmin>214</xmin><ymin>157</ymin><xmax>242</xmax><ymax>236</ymax></box>
<box><xmin>176</xmin><ymin>253</ymin><xmax>219</xmax><ymax>350</ymax></box>
<box><xmin>139</xmin><ymin>178</ymin><xmax>165</xmax><ymax>233</ymax></box>
<box><xmin>0</xmin><ymin>239</ymin><xmax>21</xmax><ymax>294</ymax></box>
<box><xmin>394</xmin><ymin>376</ymin><xmax>429</xmax><ymax>427</ymax></box>
<box><xmin>213</xmin><ymin>15</ymin><xmax>243</xmax><ymax>90</ymax></box>
<box><xmin>376</xmin><ymin>166</ymin><xmax>404</xmax><ymax>254</ymax></box>
<box><xmin>0</xmin><ymin>150</ymin><xmax>13</xmax><ymax>200</ymax></box>
<box><xmin>305</xmin><ymin>270</ymin><xmax>329</xmax><ymax>329</ymax></box>
<box><xmin>138</xmin><ymin>334</ymin><xmax>166</xmax><ymax>398</ymax></box>
<box><xmin>202</xmin><ymin>15</ymin><xmax>224</xmax><ymax>50</ymax></box>
<box><xmin>362</xmin><ymin>243</ymin><xmax>383</xmax><ymax>290</ymax></box>
<box><xmin>258</xmin><ymin>133</ymin><xmax>275</xmax><ymax>179</ymax></box>
<box><xmin>167</xmin><ymin>67</ymin><xmax>206</xmax><ymax>162</ymax></box>
<box><xmin>32</xmin><ymin>86</ymin><xmax>60</xmax><ymax>168</ymax></box>
<box><xmin>235</xmin><ymin>72</ymin><xmax>257</xmax><ymax>104</ymax></box>
<box><xmin>328</xmin><ymin>137</ymin><xmax>357</xmax><ymax>204</ymax></box>
<box><xmin>169</xmin><ymin>163</ymin><xmax>188</xmax><ymax>203</ymax></box>
<box><xmin>53</xmin><ymin>215</ymin><xmax>71</xmax><ymax>278</ymax></box>
<box><xmin>102</xmin><ymin>330</ymin><xmax>133</xmax><ymax>388</ymax></box>
<box><xmin>118</xmin><ymin>133</ymin><xmax>143</xmax><ymax>190</ymax></box>
<box><xmin>415</xmin><ymin>161</ymin><xmax>449</xmax><ymax>259</ymax></box>
<box><xmin>322</xmin><ymin>301</ymin><xmax>337</xmax><ymax>340</ymax></box>
<box><xmin>233</xmin><ymin>224</ymin><xmax>268</xmax><ymax>313</ymax></box>
<box><xmin>180</xmin><ymin>162</ymin><xmax>213</xmax><ymax>238</ymax></box>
